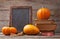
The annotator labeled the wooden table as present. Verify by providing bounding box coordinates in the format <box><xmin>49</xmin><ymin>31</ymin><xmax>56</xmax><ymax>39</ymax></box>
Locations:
<box><xmin>0</xmin><ymin>33</ymin><xmax>60</xmax><ymax>39</ymax></box>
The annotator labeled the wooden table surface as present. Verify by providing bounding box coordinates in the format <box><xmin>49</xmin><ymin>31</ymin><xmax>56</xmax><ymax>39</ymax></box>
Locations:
<box><xmin>0</xmin><ymin>33</ymin><xmax>60</xmax><ymax>39</ymax></box>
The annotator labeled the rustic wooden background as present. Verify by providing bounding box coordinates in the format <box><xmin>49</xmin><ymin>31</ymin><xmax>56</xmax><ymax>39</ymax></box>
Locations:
<box><xmin>0</xmin><ymin>0</ymin><xmax>60</xmax><ymax>33</ymax></box>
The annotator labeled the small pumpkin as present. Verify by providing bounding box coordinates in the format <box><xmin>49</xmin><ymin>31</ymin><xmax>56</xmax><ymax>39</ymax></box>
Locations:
<box><xmin>9</xmin><ymin>27</ymin><xmax>17</xmax><ymax>34</ymax></box>
<box><xmin>37</xmin><ymin>8</ymin><xmax>50</xmax><ymax>20</ymax></box>
<box><xmin>2</xmin><ymin>27</ymin><xmax>10</xmax><ymax>35</ymax></box>
<box><xmin>2</xmin><ymin>27</ymin><xmax>17</xmax><ymax>35</ymax></box>
<box><xmin>23</xmin><ymin>24</ymin><xmax>40</xmax><ymax>35</ymax></box>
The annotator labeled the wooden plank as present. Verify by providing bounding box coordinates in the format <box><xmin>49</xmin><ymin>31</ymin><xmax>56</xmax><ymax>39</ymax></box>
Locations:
<box><xmin>0</xmin><ymin>33</ymin><xmax>60</xmax><ymax>39</ymax></box>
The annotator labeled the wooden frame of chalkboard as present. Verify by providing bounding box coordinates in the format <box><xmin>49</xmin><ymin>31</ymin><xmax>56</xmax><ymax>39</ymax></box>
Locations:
<box><xmin>9</xmin><ymin>6</ymin><xmax>32</xmax><ymax>32</ymax></box>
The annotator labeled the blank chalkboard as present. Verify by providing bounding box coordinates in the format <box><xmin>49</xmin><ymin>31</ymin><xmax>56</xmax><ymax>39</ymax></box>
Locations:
<box><xmin>10</xmin><ymin>6</ymin><xmax>32</xmax><ymax>32</ymax></box>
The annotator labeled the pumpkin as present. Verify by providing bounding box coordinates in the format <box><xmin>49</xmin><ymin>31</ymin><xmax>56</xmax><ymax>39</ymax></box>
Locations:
<box><xmin>2</xmin><ymin>27</ymin><xmax>10</xmax><ymax>35</ymax></box>
<box><xmin>2</xmin><ymin>27</ymin><xmax>17</xmax><ymax>35</ymax></box>
<box><xmin>37</xmin><ymin>8</ymin><xmax>50</xmax><ymax>20</ymax></box>
<box><xmin>23</xmin><ymin>24</ymin><xmax>40</xmax><ymax>35</ymax></box>
<box><xmin>9</xmin><ymin>27</ymin><xmax>17</xmax><ymax>34</ymax></box>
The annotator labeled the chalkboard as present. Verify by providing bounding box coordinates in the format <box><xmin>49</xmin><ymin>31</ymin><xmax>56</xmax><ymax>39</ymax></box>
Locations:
<box><xmin>10</xmin><ymin>6</ymin><xmax>32</xmax><ymax>32</ymax></box>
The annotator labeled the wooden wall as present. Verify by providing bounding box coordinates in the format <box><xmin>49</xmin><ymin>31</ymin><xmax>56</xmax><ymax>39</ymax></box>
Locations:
<box><xmin>0</xmin><ymin>0</ymin><xmax>60</xmax><ymax>33</ymax></box>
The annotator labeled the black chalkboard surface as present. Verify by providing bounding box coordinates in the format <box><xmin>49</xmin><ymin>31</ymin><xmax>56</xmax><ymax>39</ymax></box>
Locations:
<box><xmin>10</xmin><ymin>6</ymin><xmax>32</xmax><ymax>32</ymax></box>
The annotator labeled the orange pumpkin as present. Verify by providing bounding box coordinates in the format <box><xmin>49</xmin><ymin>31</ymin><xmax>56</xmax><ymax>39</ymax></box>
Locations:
<box><xmin>9</xmin><ymin>27</ymin><xmax>17</xmax><ymax>34</ymax></box>
<box><xmin>37</xmin><ymin>8</ymin><xmax>50</xmax><ymax>20</ymax></box>
<box><xmin>2</xmin><ymin>27</ymin><xmax>10</xmax><ymax>35</ymax></box>
<box><xmin>2</xmin><ymin>27</ymin><xmax>17</xmax><ymax>35</ymax></box>
<box><xmin>23</xmin><ymin>24</ymin><xmax>40</xmax><ymax>35</ymax></box>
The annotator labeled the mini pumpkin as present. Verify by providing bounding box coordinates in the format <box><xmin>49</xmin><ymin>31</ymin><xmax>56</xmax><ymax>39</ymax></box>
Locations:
<box><xmin>37</xmin><ymin>8</ymin><xmax>50</xmax><ymax>20</ymax></box>
<box><xmin>23</xmin><ymin>24</ymin><xmax>40</xmax><ymax>35</ymax></box>
<box><xmin>2</xmin><ymin>27</ymin><xmax>10</xmax><ymax>35</ymax></box>
<box><xmin>2</xmin><ymin>27</ymin><xmax>17</xmax><ymax>35</ymax></box>
<box><xmin>9</xmin><ymin>27</ymin><xmax>17</xmax><ymax>34</ymax></box>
